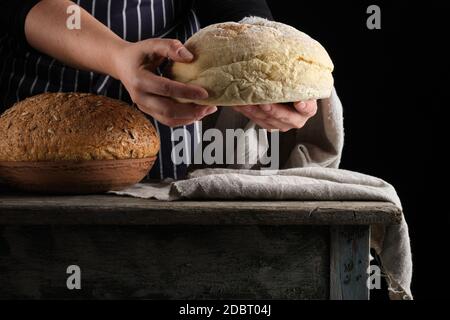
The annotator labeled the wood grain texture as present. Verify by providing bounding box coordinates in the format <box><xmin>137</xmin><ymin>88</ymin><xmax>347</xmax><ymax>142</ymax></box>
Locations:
<box><xmin>330</xmin><ymin>226</ymin><xmax>370</xmax><ymax>300</ymax></box>
<box><xmin>0</xmin><ymin>194</ymin><xmax>402</xmax><ymax>225</ymax></box>
<box><xmin>0</xmin><ymin>225</ymin><xmax>329</xmax><ymax>300</ymax></box>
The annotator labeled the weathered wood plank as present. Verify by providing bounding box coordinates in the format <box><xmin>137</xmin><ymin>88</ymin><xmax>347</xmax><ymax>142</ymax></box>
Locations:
<box><xmin>0</xmin><ymin>225</ymin><xmax>330</xmax><ymax>300</ymax></box>
<box><xmin>330</xmin><ymin>226</ymin><xmax>370</xmax><ymax>300</ymax></box>
<box><xmin>0</xmin><ymin>194</ymin><xmax>402</xmax><ymax>225</ymax></box>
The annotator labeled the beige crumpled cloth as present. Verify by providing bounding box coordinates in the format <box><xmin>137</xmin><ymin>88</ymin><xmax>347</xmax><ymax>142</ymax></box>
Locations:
<box><xmin>111</xmin><ymin>88</ymin><xmax>413</xmax><ymax>300</ymax></box>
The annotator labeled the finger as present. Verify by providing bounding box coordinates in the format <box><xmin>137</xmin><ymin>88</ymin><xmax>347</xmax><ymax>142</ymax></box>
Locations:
<box><xmin>261</xmin><ymin>103</ymin><xmax>317</xmax><ymax>129</ymax></box>
<box><xmin>136</xmin><ymin>94</ymin><xmax>216</xmax><ymax>121</ymax></box>
<box><xmin>239</xmin><ymin>105</ymin><xmax>308</xmax><ymax>132</ymax></box>
<box><xmin>135</xmin><ymin>70</ymin><xmax>208</xmax><ymax>100</ymax></box>
<box><xmin>261</xmin><ymin>103</ymin><xmax>307</xmax><ymax>124</ymax></box>
<box><xmin>293</xmin><ymin>100</ymin><xmax>318</xmax><ymax>117</ymax></box>
<box><xmin>146</xmin><ymin>38</ymin><xmax>194</xmax><ymax>62</ymax></box>
<box><xmin>234</xmin><ymin>106</ymin><xmax>281</xmax><ymax>132</ymax></box>
<box><xmin>242</xmin><ymin>104</ymin><xmax>305</xmax><ymax>128</ymax></box>
<box><xmin>138</xmin><ymin>104</ymin><xmax>214</xmax><ymax>128</ymax></box>
<box><xmin>253</xmin><ymin>119</ymin><xmax>277</xmax><ymax>132</ymax></box>
<box><xmin>232</xmin><ymin>105</ymin><xmax>254</xmax><ymax>113</ymax></box>
<box><xmin>253</xmin><ymin>118</ymin><xmax>285</xmax><ymax>132</ymax></box>
<box><xmin>257</xmin><ymin>115</ymin><xmax>292</xmax><ymax>132</ymax></box>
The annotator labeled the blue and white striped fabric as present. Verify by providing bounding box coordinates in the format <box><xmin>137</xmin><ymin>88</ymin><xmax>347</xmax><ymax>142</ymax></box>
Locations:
<box><xmin>0</xmin><ymin>0</ymin><xmax>201</xmax><ymax>180</ymax></box>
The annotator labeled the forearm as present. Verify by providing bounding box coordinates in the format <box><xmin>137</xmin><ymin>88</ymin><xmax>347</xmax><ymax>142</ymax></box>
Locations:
<box><xmin>24</xmin><ymin>0</ymin><xmax>127</xmax><ymax>78</ymax></box>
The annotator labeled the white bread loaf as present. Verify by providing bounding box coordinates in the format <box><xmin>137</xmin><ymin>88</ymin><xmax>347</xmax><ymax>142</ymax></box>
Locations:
<box><xmin>170</xmin><ymin>17</ymin><xmax>334</xmax><ymax>106</ymax></box>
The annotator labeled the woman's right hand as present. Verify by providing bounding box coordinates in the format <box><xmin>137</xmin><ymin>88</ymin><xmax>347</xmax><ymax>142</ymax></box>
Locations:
<box><xmin>112</xmin><ymin>38</ymin><xmax>217</xmax><ymax>127</ymax></box>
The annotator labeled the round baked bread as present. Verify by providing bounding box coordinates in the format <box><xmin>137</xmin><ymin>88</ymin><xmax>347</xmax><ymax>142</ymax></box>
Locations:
<box><xmin>170</xmin><ymin>17</ymin><xmax>334</xmax><ymax>106</ymax></box>
<box><xmin>0</xmin><ymin>93</ymin><xmax>160</xmax><ymax>161</ymax></box>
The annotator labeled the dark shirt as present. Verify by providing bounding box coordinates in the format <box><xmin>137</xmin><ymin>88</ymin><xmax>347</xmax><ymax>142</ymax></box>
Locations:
<box><xmin>0</xmin><ymin>0</ymin><xmax>272</xmax><ymax>180</ymax></box>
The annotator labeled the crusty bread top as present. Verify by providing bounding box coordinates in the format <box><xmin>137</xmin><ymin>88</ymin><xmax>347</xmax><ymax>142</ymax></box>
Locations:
<box><xmin>170</xmin><ymin>17</ymin><xmax>334</xmax><ymax>106</ymax></box>
<box><xmin>0</xmin><ymin>93</ymin><xmax>160</xmax><ymax>161</ymax></box>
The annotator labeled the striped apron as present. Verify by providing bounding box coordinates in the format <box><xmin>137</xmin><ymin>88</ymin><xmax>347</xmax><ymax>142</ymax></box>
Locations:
<box><xmin>0</xmin><ymin>0</ymin><xmax>201</xmax><ymax>180</ymax></box>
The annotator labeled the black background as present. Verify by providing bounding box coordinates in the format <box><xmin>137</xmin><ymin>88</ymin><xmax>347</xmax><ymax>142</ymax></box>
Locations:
<box><xmin>0</xmin><ymin>0</ymin><xmax>446</xmax><ymax>303</ymax></box>
<box><xmin>265</xmin><ymin>0</ymin><xmax>447</xmax><ymax>299</ymax></box>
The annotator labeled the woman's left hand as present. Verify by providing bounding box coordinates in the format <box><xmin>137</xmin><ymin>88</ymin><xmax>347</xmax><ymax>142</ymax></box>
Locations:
<box><xmin>232</xmin><ymin>101</ymin><xmax>318</xmax><ymax>132</ymax></box>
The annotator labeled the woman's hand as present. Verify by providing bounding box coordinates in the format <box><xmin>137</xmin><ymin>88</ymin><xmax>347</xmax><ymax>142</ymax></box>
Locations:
<box><xmin>232</xmin><ymin>101</ymin><xmax>317</xmax><ymax>132</ymax></box>
<box><xmin>25</xmin><ymin>2</ymin><xmax>216</xmax><ymax>127</ymax></box>
<box><xmin>112</xmin><ymin>38</ymin><xmax>217</xmax><ymax>127</ymax></box>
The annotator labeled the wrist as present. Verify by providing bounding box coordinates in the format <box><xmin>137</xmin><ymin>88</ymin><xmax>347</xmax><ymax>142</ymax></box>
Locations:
<box><xmin>106</xmin><ymin>38</ymin><xmax>131</xmax><ymax>80</ymax></box>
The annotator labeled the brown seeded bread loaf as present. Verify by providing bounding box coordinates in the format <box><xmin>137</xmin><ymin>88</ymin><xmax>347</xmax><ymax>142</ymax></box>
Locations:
<box><xmin>0</xmin><ymin>93</ymin><xmax>160</xmax><ymax>161</ymax></box>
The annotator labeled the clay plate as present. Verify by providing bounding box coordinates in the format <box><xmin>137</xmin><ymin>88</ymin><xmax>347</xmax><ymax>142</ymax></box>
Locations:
<box><xmin>0</xmin><ymin>157</ymin><xmax>156</xmax><ymax>194</ymax></box>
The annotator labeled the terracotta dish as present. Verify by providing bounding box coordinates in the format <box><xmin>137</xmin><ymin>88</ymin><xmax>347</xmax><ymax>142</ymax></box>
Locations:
<box><xmin>0</xmin><ymin>157</ymin><xmax>156</xmax><ymax>194</ymax></box>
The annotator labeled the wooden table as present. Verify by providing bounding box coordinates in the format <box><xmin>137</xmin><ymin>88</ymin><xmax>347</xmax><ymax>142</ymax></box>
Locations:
<box><xmin>0</xmin><ymin>194</ymin><xmax>401</xmax><ymax>300</ymax></box>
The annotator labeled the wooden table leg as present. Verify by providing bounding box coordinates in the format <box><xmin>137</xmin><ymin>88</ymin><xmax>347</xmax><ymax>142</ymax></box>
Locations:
<box><xmin>330</xmin><ymin>225</ymin><xmax>371</xmax><ymax>300</ymax></box>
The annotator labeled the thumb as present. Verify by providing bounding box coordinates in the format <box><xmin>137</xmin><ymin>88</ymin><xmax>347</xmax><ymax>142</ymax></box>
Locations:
<box><xmin>146</xmin><ymin>38</ymin><xmax>194</xmax><ymax>62</ymax></box>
